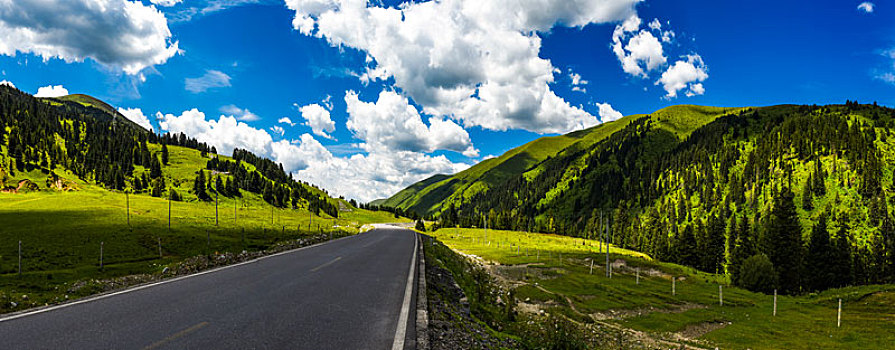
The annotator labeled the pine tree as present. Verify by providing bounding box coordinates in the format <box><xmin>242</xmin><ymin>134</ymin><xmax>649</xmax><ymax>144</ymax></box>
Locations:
<box><xmin>832</xmin><ymin>226</ymin><xmax>854</xmax><ymax>288</ymax></box>
<box><xmin>804</xmin><ymin>213</ymin><xmax>834</xmax><ymax>292</ymax></box>
<box><xmin>731</xmin><ymin>215</ymin><xmax>756</xmax><ymax>286</ymax></box>
<box><xmin>703</xmin><ymin>214</ymin><xmax>726</xmax><ymax>274</ymax></box>
<box><xmin>801</xmin><ymin>177</ymin><xmax>813</xmax><ymax>211</ymax></box>
<box><xmin>161</xmin><ymin>143</ymin><xmax>169</xmax><ymax>165</ymax></box>
<box><xmin>149</xmin><ymin>155</ymin><xmax>162</xmax><ymax>179</ymax></box>
<box><xmin>193</xmin><ymin>170</ymin><xmax>209</xmax><ymax>201</ymax></box>
<box><xmin>675</xmin><ymin>224</ymin><xmax>698</xmax><ymax>268</ymax></box>
<box><xmin>763</xmin><ymin>186</ymin><xmax>803</xmax><ymax>294</ymax></box>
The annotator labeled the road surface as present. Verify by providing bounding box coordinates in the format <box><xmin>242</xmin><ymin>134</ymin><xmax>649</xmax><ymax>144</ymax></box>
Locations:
<box><xmin>0</xmin><ymin>227</ymin><xmax>419</xmax><ymax>350</ymax></box>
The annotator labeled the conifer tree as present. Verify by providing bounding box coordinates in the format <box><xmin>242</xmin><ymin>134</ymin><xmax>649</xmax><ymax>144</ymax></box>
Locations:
<box><xmin>804</xmin><ymin>213</ymin><xmax>834</xmax><ymax>291</ymax></box>
<box><xmin>161</xmin><ymin>143</ymin><xmax>169</xmax><ymax>165</ymax></box>
<box><xmin>763</xmin><ymin>186</ymin><xmax>803</xmax><ymax>294</ymax></box>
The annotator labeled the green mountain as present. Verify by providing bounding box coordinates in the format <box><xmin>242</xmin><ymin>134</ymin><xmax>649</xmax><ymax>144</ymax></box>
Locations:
<box><xmin>0</xmin><ymin>84</ymin><xmax>345</xmax><ymax>214</ymax></box>
<box><xmin>390</xmin><ymin>102</ymin><xmax>895</xmax><ymax>292</ymax></box>
<box><xmin>43</xmin><ymin>93</ymin><xmax>146</xmax><ymax>132</ymax></box>
<box><xmin>382</xmin><ymin>105</ymin><xmax>740</xmax><ymax>216</ymax></box>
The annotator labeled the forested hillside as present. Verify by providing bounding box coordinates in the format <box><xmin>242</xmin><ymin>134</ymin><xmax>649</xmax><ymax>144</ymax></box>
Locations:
<box><xmin>0</xmin><ymin>85</ymin><xmax>339</xmax><ymax>216</ymax></box>
<box><xmin>417</xmin><ymin>102</ymin><xmax>895</xmax><ymax>294</ymax></box>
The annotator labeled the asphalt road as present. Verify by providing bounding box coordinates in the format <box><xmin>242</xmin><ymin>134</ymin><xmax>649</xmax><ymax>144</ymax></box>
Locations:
<box><xmin>0</xmin><ymin>227</ymin><xmax>419</xmax><ymax>350</ymax></box>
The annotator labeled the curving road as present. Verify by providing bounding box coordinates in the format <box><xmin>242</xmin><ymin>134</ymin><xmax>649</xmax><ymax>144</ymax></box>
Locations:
<box><xmin>0</xmin><ymin>227</ymin><xmax>419</xmax><ymax>350</ymax></box>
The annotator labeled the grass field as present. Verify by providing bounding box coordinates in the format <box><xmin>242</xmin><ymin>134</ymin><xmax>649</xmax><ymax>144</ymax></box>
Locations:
<box><xmin>427</xmin><ymin>227</ymin><xmax>895</xmax><ymax>349</ymax></box>
<box><xmin>0</xmin><ymin>182</ymin><xmax>404</xmax><ymax>313</ymax></box>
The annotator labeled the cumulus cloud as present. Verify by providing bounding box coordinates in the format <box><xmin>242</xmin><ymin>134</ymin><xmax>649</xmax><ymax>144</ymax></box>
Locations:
<box><xmin>219</xmin><ymin>104</ymin><xmax>260</xmax><ymax>121</ymax></box>
<box><xmin>857</xmin><ymin>2</ymin><xmax>875</xmax><ymax>13</ymax></box>
<box><xmin>294</xmin><ymin>145</ymin><xmax>471</xmax><ymax>202</ymax></box>
<box><xmin>34</xmin><ymin>85</ymin><xmax>69</xmax><ymax>98</ymax></box>
<box><xmin>612</xmin><ymin>15</ymin><xmax>666</xmax><ymax>78</ymax></box>
<box><xmin>298</xmin><ymin>103</ymin><xmax>336</xmax><ymax>139</ymax></box>
<box><xmin>278</xmin><ymin>117</ymin><xmax>297</xmax><ymax>126</ymax></box>
<box><xmin>269</xmin><ymin>125</ymin><xmax>286</xmax><ymax>137</ymax></box>
<box><xmin>877</xmin><ymin>49</ymin><xmax>895</xmax><ymax>84</ymax></box>
<box><xmin>0</xmin><ymin>0</ymin><xmax>179</xmax><ymax>75</ymax></box>
<box><xmin>285</xmin><ymin>0</ymin><xmax>640</xmax><ymax>134</ymax></box>
<box><xmin>156</xmin><ymin>106</ymin><xmax>470</xmax><ymax>202</ymax></box>
<box><xmin>185</xmin><ymin>70</ymin><xmax>231</xmax><ymax>93</ymax></box>
<box><xmin>596</xmin><ymin>103</ymin><xmax>624</xmax><ymax>122</ymax></box>
<box><xmin>150</xmin><ymin>0</ymin><xmax>183</xmax><ymax>6</ymax></box>
<box><xmin>656</xmin><ymin>54</ymin><xmax>709</xmax><ymax>98</ymax></box>
<box><xmin>569</xmin><ymin>70</ymin><xmax>589</xmax><ymax>93</ymax></box>
<box><xmin>157</xmin><ymin>109</ymin><xmax>272</xmax><ymax>156</ymax></box>
<box><xmin>0</xmin><ymin>80</ymin><xmax>15</xmax><ymax>89</ymax></box>
<box><xmin>345</xmin><ymin>90</ymin><xmax>478</xmax><ymax>157</ymax></box>
<box><xmin>118</xmin><ymin>107</ymin><xmax>153</xmax><ymax>131</ymax></box>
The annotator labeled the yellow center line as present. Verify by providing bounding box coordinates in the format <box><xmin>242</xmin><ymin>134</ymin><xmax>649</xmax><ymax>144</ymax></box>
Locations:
<box><xmin>143</xmin><ymin>321</ymin><xmax>209</xmax><ymax>350</ymax></box>
<box><xmin>310</xmin><ymin>256</ymin><xmax>342</xmax><ymax>272</ymax></box>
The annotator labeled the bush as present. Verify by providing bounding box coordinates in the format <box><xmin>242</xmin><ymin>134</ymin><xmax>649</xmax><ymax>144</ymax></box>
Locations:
<box><xmin>415</xmin><ymin>219</ymin><xmax>426</xmax><ymax>232</ymax></box>
<box><xmin>740</xmin><ymin>253</ymin><xmax>778</xmax><ymax>294</ymax></box>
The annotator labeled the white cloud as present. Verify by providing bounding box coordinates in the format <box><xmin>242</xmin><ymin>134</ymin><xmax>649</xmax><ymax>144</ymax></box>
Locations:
<box><xmin>34</xmin><ymin>85</ymin><xmax>69</xmax><ymax>98</ymax></box>
<box><xmin>0</xmin><ymin>0</ymin><xmax>179</xmax><ymax>75</ymax></box>
<box><xmin>612</xmin><ymin>15</ymin><xmax>666</xmax><ymax>78</ymax></box>
<box><xmin>117</xmin><ymin>107</ymin><xmax>153</xmax><ymax>131</ymax></box>
<box><xmin>876</xmin><ymin>49</ymin><xmax>895</xmax><ymax>84</ymax></box>
<box><xmin>185</xmin><ymin>70</ymin><xmax>231</xmax><ymax>93</ymax></box>
<box><xmin>298</xmin><ymin>103</ymin><xmax>336</xmax><ymax>139</ymax></box>
<box><xmin>648</xmin><ymin>18</ymin><xmax>661</xmax><ymax>30</ymax></box>
<box><xmin>879</xmin><ymin>72</ymin><xmax>895</xmax><ymax>84</ymax></box>
<box><xmin>219</xmin><ymin>104</ymin><xmax>260</xmax><ymax>121</ymax></box>
<box><xmin>569</xmin><ymin>72</ymin><xmax>588</xmax><ymax>86</ymax></box>
<box><xmin>278</xmin><ymin>117</ymin><xmax>296</xmax><ymax>126</ymax></box>
<box><xmin>345</xmin><ymin>90</ymin><xmax>478</xmax><ymax>157</ymax></box>
<box><xmin>0</xmin><ymin>80</ymin><xmax>14</xmax><ymax>89</ymax></box>
<box><xmin>656</xmin><ymin>54</ymin><xmax>709</xmax><ymax>98</ymax></box>
<box><xmin>170</xmin><ymin>0</ymin><xmax>261</xmax><ymax>22</ymax></box>
<box><xmin>157</xmin><ymin>109</ymin><xmax>272</xmax><ymax>156</ymax></box>
<box><xmin>858</xmin><ymin>2</ymin><xmax>875</xmax><ymax>13</ymax></box>
<box><xmin>270</xmin><ymin>125</ymin><xmax>285</xmax><ymax>137</ymax></box>
<box><xmin>150</xmin><ymin>0</ymin><xmax>183</xmax><ymax>6</ymax></box>
<box><xmin>596</xmin><ymin>103</ymin><xmax>624</xmax><ymax>122</ymax></box>
<box><xmin>156</xmin><ymin>106</ymin><xmax>470</xmax><ymax>202</ymax></box>
<box><xmin>295</xmin><ymin>147</ymin><xmax>471</xmax><ymax>202</ymax></box>
<box><xmin>285</xmin><ymin>0</ymin><xmax>640</xmax><ymax>134</ymax></box>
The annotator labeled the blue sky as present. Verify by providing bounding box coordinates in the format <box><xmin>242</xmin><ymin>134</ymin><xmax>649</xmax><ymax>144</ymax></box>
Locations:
<box><xmin>1</xmin><ymin>0</ymin><xmax>893</xmax><ymax>201</ymax></box>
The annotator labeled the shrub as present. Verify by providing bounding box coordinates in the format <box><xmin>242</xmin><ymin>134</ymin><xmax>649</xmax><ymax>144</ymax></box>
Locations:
<box><xmin>740</xmin><ymin>253</ymin><xmax>778</xmax><ymax>294</ymax></box>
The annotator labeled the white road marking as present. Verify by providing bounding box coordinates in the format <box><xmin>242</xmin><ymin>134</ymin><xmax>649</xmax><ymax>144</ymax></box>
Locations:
<box><xmin>310</xmin><ymin>256</ymin><xmax>342</xmax><ymax>272</ymax></box>
<box><xmin>392</xmin><ymin>230</ymin><xmax>418</xmax><ymax>350</ymax></box>
<box><xmin>0</xmin><ymin>234</ymin><xmax>356</xmax><ymax>323</ymax></box>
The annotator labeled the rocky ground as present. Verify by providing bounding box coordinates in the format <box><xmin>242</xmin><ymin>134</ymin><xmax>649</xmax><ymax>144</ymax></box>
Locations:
<box><xmin>425</xmin><ymin>249</ymin><xmax>518</xmax><ymax>350</ymax></box>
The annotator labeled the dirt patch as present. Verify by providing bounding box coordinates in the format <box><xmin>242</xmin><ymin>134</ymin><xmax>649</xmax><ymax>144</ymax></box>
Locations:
<box><xmin>676</xmin><ymin>321</ymin><xmax>730</xmax><ymax>339</ymax></box>
<box><xmin>591</xmin><ymin>302</ymin><xmax>707</xmax><ymax>321</ymax></box>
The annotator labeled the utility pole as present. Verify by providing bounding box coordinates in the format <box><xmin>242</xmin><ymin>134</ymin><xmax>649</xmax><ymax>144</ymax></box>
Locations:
<box><xmin>605</xmin><ymin>215</ymin><xmax>610</xmax><ymax>278</ymax></box>
<box><xmin>167</xmin><ymin>193</ymin><xmax>172</xmax><ymax>232</ymax></box>
<box><xmin>215</xmin><ymin>185</ymin><xmax>219</xmax><ymax>226</ymax></box>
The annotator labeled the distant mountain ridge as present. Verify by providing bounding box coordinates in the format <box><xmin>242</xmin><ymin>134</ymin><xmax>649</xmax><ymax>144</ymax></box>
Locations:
<box><xmin>381</xmin><ymin>105</ymin><xmax>740</xmax><ymax>216</ymax></box>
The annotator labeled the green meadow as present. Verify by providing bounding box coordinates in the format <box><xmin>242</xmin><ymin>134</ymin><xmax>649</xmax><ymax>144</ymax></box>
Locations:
<box><xmin>428</xmin><ymin>227</ymin><xmax>895</xmax><ymax>349</ymax></box>
<box><xmin>0</xmin><ymin>140</ymin><xmax>405</xmax><ymax>313</ymax></box>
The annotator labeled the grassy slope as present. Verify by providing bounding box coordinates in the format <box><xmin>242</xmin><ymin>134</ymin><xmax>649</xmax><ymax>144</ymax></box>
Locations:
<box><xmin>383</xmin><ymin>105</ymin><xmax>740</xmax><ymax>216</ymax></box>
<box><xmin>428</xmin><ymin>228</ymin><xmax>895</xmax><ymax>349</ymax></box>
<box><xmin>0</xmin><ymin>129</ymin><xmax>405</xmax><ymax>313</ymax></box>
<box><xmin>48</xmin><ymin>94</ymin><xmax>145</xmax><ymax>131</ymax></box>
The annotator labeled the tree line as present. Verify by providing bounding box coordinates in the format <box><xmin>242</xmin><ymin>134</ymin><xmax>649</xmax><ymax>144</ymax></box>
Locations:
<box><xmin>436</xmin><ymin>102</ymin><xmax>895</xmax><ymax>294</ymax></box>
